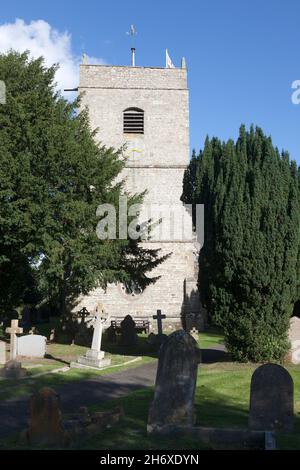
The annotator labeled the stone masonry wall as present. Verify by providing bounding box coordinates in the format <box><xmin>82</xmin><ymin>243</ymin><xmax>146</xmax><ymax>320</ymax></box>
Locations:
<box><xmin>75</xmin><ymin>241</ymin><xmax>198</xmax><ymax>328</ymax></box>
<box><xmin>76</xmin><ymin>64</ymin><xmax>200</xmax><ymax>326</ymax></box>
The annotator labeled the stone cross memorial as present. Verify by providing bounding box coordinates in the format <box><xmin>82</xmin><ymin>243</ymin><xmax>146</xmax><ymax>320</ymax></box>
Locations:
<box><xmin>6</xmin><ymin>319</ymin><xmax>23</xmax><ymax>360</ymax></box>
<box><xmin>147</xmin><ymin>329</ymin><xmax>201</xmax><ymax>434</ymax></box>
<box><xmin>249</xmin><ymin>363</ymin><xmax>294</xmax><ymax>432</ymax></box>
<box><xmin>71</xmin><ymin>304</ymin><xmax>111</xmax><ymax>369</ymax></box>
<box><xmin>153</xmin><ymin>310</ymin><xmax>166</xmax><ymax>336</ymax></box>
<box><xmin>77</xmin><ymin>307</ymin><xmax>90</xmax><ymax>324</ymax></box>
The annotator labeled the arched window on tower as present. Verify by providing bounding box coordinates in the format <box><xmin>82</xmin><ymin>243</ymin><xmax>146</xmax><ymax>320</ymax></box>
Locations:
<box><xmin>123</xmin><ymin>107</ymin><xmax>144</xmax><ymax>134</ymax></box>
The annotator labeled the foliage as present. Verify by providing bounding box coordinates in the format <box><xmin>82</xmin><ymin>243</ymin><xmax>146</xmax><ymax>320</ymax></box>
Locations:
<box><xmin>182</xmin><ymin>125</ymin><xmax>300</xmax><ymax>361</ymax></box>
<box><xmin>0</xmin><ymin>51</ymin><xmax>167</xmax><ymax>316</ymax></box>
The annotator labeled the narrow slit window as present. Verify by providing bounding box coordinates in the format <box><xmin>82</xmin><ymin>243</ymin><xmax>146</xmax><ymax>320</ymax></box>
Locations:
<box><xmin>123</xmin><ymin>108</ymin><xmax>144</xmax><ymax>134</ymax></box>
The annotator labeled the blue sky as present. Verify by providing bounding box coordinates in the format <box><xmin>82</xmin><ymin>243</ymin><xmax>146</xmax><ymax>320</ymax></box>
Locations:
<box><xmin>1</xmin><ymin>0</ymin><xmax>300</xmax><ymax>162</ymax></box>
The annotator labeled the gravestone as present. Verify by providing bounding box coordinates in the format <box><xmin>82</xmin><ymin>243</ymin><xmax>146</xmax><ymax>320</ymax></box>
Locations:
<box><xmin>74</xmin><ymin>307</ymin><xmax>93</xmax><ymax>346</ymax></box>
<box><xmin>147</xmin><ymin>329</ymin><xmax>201</xmax><ymax>433</ymax></box>
<box><xmin>74</xmin><ymin>323</ymin><xmax>92</xmax><ymax>346</ymax></box>
<box><xmin>71</xmin><ymin>304</ymin><xmax>111</xmax><ymax>369</ymax></box>
<box><xmin>26</xmin><ymin>387</ymin><xmax>69</xmax><ymax>446</ymax></box>
<box><xmin>49</xmin><ymin>328</ymin><xmax>56</xmax><ymax>342</ymax></box>
<box><xmin>105</xmin><ymin>325</ymin><xmax>117</xmax><ymax>343</ymax></box>
<box><xmin>287</xmin><ymin>316</ymin><xmax>300</xmax><ymax>364</ymax></box>
<box><xmin>153</xmin><ymin>310</ymin><xmax>166</xmax><ymax>335</ymax></box>
<box><xmin>120</xmin><ymin>315</ymin><xmax>138</xmax><ymax>347</ymax></box>
<box><xmin>0</xmin><ymin>360</ymin><xmax>27</xmax><ymax>379</ymax></box>
<box><xmin>249</xmin><ymin>363</ymin><xmax>294</xmax><ymax>432</ymax></box>
<box><xmin>17</xmin><ymin>335</ymin><xmax>47</xmax><ymax>358</ymax></box>
<box><xmin>0</xmin><ymin>341</ymin><xmax>6</xmax><ymax>365</ymax></box>
<box><xmin>6</xmin><ymin>319</ymin><xmax>23</xmax><ymax>360</ymax></box>
<box><xmin>150</xmin><ymin>310</ymin><xmax>167</xmax><ymax>346</ymax></box>
<box><xmin>189</xmin><ymin>327</ymin><xmax>199</xmax><ymax>342</ymax></box>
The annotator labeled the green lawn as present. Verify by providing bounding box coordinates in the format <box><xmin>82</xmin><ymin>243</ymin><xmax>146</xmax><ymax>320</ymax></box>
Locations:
<box><xmin>1</xmin><ymin>327</ymin><xmax>299</xmax><ymax>450</ymax></box>
<box><xmin>0</xmin><ymin>326</ymin><xmax>222</xmax><ymax>402</ymax></box>
<box><xmin>0</xmin><ymin>338</ymin><xmax>154</xmax><ymax>401</ymax></box>
<box><xmin>198</xmin><ymin>328</ymin><xmax>224</xmax><ymax>349</ymax></box>
<box><xmin>73</xmin><ymin>362</ymin><xmax>299</xmax><ymax>450</ymax></box>
<box><xmin>2</xmin><ymin>360</ymin><xmax>300</xmax><ymax>450</ymax></box>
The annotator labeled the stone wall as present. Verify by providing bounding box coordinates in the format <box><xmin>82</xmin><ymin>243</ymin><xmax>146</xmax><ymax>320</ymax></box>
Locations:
<box><xmin>79</xmin><ymin>65</ymin><xmax>189</xmax><ymax>168</ymax></box>
<box><xmin>76</xmin><ymin>63</ymin><xmax>201</xmax><ymax>327</ymax></box>
<box><xmin>75</xmin><ymin>241</ymin><xmax>199</xmax><ymax>328</ymax></box>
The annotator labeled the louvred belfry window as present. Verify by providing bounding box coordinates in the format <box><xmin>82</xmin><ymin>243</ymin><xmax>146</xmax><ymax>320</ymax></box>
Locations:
<box><xmin>123</xmin><ymin>107</ymin><xmax>144</xmax><ymax>134</ymax></box>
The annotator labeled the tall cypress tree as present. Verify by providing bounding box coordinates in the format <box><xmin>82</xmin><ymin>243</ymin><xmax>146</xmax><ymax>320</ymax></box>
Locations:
<box><xmin>183</xmin><ymin>125</ymin><xmax>300</xmax><ymax>361</ymax></box>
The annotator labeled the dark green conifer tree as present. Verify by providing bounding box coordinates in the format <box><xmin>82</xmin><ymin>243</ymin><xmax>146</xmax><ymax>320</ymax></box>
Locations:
<box><xmin>0</xmin><ymin>51</ymin><xmax>167</xmax><ymax>316</ymax></box>
<box><xmin>182</xmin><ymin>125</ymin><xmax>300</xmax><ymax>361</ymax></box>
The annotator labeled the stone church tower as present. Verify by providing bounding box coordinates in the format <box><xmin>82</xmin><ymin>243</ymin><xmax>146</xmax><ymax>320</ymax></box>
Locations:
<box><xmin>76</xmin><ymin>52</ymin><xmax>202</xmax><ymax>329</ymax></box>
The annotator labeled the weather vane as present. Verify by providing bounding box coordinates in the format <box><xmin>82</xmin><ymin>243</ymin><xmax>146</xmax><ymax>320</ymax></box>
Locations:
<box><xmin>126</xmin><ymin>25</ymin><xmax>137</xmax><ymax>66</ymax></box>
<box><xmin>126</xmin><ymin>24</ymin><xmax>137</xmax><ymax>37</ymax></box>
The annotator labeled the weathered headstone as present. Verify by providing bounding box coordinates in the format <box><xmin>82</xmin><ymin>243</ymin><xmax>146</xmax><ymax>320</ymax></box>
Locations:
<box><xmin>0</xmin><ymin>341</ymin><xmax>6</xmax><ymax>365</ymax></box>
<box><xmin>120</xmin><ymin>315</ymin><xmax>138</xmax><ymax>347</ymax></box>
<box><xmin>105</xmin><ymin>325</ymin><xmax>117</xmax><ymax>343</ymax></box>
<box><xmin>6</xmin><ymin>319</ymin><xmax>23</xmax><ymax>360</ymax></box>
<box><xmin>249</xmin><ymin>363</ymin><xmax>294</xmax><ymax>432</ymax></box>
<box><xmin>287</xmin><ymin>316</ymin><xmax>300</xmax><ymax>364</ymax></box>
<box><xmin>74</xmin><ymin>320</ymin><xmax>92</xmax><ymax>346</ymax></box>
<box><xmin>26</xmin><ymin>387</ymin><xmax>69</xmax><ymax>447</ymax></box>
<box><xmin>0</xmin><ymin>360</ymin><xmax>27</xmax><ymax>379</ymax></box>
<box><xmin>17</xmin><ymin>335</ymin><xmax>47</xmax><ymax>358</ymax></box>
<box><xmin>71</xmin><ymin>304</ymin><xmax>111</xmax><ymax>369</ymax></box>
<box><xmin>147</xmin><ymin>329</ymin><xmax>201</xmax><ymax>433</ymax></box>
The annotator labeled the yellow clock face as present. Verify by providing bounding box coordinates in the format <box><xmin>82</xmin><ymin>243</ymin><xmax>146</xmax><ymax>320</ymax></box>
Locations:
<box><xmin>123</xmin><ymin>139</ymin><xmax>145</xmax><ymax>161</ymax></box>
<box><xmin>130</xmin><ymin>148</ymin><xmax>142</xmax><ymax>157</ymax></box>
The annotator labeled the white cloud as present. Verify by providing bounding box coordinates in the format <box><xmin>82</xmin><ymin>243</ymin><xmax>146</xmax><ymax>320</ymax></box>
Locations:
<box><xmin>0</xmin><ymin>18</ymin><xmax>105</xmax><ymax>94</ymax></box>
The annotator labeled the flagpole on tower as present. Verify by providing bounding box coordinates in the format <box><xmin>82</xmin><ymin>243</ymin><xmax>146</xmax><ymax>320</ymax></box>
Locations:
<box><xmin>131</xmin><ymin>47</ymin><xmax>135</xmax><ymax>67</ymax></box>
<box><xmin>126</xmin><ymin>25</ymin><xmax>137</xmax><ymax>66</ymax></box>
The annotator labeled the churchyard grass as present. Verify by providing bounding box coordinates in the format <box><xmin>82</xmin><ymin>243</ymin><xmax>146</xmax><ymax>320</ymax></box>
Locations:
<box><xmin>0</xmin><ymin>335</ymin><xmax>156</xmax><ymax>401</ymax></box>
<box><xmin>1</xmin><ymin>360</ymin><xmax>300</xmax><ymax>449</ymax></box>
<box><xmin>73</xmin><ymin>363</ymin><xmax>300</xmax><ymax>450</ymax></box>
<box><xmin>198</xmin><ymin>328</ymin><xmax>224</xmax><ymax>349</ymax></box>
<box><xmin>2</xmin><ymin>327</ymin><xmax>299</xmax><ymax>449</ymax></box>
<box><xmin>0</xmin><ymin>327</ymin><xmax>222</xmax><ymax>404</ymax></box>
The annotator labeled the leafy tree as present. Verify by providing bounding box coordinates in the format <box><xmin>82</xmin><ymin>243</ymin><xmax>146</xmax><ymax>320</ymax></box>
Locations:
<box><xmin>182</xmin><ymin>125</ymin><xmax>300</xmax><ymax>361</ymax></box>
<box><xmin>0</xmin><ymin>51</ymin><xmax>167</xmax><ymax>316</ymax></box>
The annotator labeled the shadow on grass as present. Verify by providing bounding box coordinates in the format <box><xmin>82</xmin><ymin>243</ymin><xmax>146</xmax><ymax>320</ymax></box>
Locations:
<box><xmin>201</xmin><ymin>349</ymin><xmax>230</xmax><ymax>364</ymax></box>
<box><xmin>83</xmin><ymin>386</ymin><xmax>300</xmax><ymax>450</ymax></box>
<box><xmin>44</xmin><ymin>354</ymin><xmax>70</xmax><ymax>366</ymax></box>
<box><xmin>1</xmin><ymin>376</ymin><xmax>300</xmax><ymax>450</ymax></box>
<box><xmin>0</xmin><ymin>362</ymin><xmax>157</xmax><ymax>441</ymax></box>
<box><xmin>102</xmin><ymin>336</ymin><xmax>158</xmax><ymax>359</ymax></box>
<box><xmin>195</xmin><ymin>386</ymin><xmax>249</xmax><ymax>429</ymax></box>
